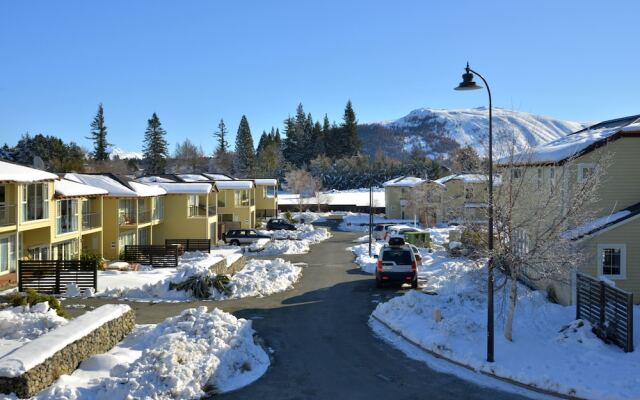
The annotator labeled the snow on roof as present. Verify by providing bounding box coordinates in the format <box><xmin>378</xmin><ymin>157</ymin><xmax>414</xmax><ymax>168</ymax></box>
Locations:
<box><xmin>464</xmin><ymin>203</ymin><xmax>487</xmax><ymax>208</ymax></box>
<box><xmin>0</xmin><ymin>304</ymin><xmax>131</xmax><ymax>378</ymax></box>
<box><xmin>65</xmin><ymin>173</ymin><xmax>166</xmax><ymax>197</ymax></box>
<box><xmin>215</xmin><ymin>180</ymin><xmax>254</xmax><ymax>189</ymax></box>
<box><xmin>383</xmin><ymin>176</ymin><xmax>425</xmax><ymax>188</ymax></box>
<box><xmin>203</xmin><ymin>173</ymin><xmax>232</xmax><ymax>181</ymax></box>
<box><xmin>497</xmin><ymin>127</ymin><xmax>619</xmax><ymax>166</ymax></box>
<box><xmin>435</xmin><ymin>174</ymin><xmax>499</xmax><ymax>185</ymax></box>
<box><xmin>254</xmin><ymin>179</ymin><xmax>278</xmax><ymax>186</ymax></box>
<box><xmin>177</xmin><ymin>174</ymin><xmax>210</xmax><ymax>182</ymax></box>
<box><xmin>0</xmin><ymin>160</ymin><xmax>58</xmax><ymax>183</ymax></box>
<box><xmin>144</xmin><ymin>182</ymin><xmax>213</xmax><ymax>194</ymax></box>
<box><xmin>136</xmin><ymin>176</ymin><xmax>176</xmax><ymax>183</ymax></box>
<box><xmin>54</xmin><ymin>179</ymin><xmax>108</xmax><ymax>198</ymax></box>
<box><xmin>561</xmin><ymin>207</ymin><xmax>640</xmax><ymax>241</ymax></box>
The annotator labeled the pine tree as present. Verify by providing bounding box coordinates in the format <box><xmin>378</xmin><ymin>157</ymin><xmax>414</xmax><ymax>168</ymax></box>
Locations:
<box><xmin>303</xmin><ymin>112</ymin><xmax>315</xmax><ymax>161</ymax></box>
<box><xmin>256</xmin><ymin>131</ymin><xmax>269</xmax><ymax>158</ymax></box>
<box><xmin>143</xmin><ymin>113</ymin><xmax>169</xmax><ymax>174</ymax></box>
<box><xmin>340</xmin><ymin>100</ymin><xmax>361</xmax><ymax>157</ymax></box>
<box><xmin>233</xmin><ymin>115</ymin><xmax>255</xmax><ymax>176</ymax></box>
<box><xmin>312</xmin><ymin>121</ymin><xmax>324</xmax><ymax>157</ymax></box>
<box><xmin>214</xmin><ymin>119</ymin><xmax>229</xmax><ymax>155</ymax></box>
<box><xmin>87</xmin><ymin>104</ymin><xmax>111</xmax><ymax>161</ymax></box>
<box><xmin>283</xmin><ymin>116</ymin><xmax>301</xmax><ymax>166</ymax></box>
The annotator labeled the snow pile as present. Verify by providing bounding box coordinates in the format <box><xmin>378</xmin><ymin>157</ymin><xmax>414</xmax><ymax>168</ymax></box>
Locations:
<box><xmin>370</xmin><ymin>248</ymin><xmax>640</xmax><ymax>400</ymax></box>
<box><xmin>36</xmin><ymin>307</ymin><xmax>269</xmax><ymax>399</ymax></box>
<box><xmin>251</xmin><ymin>225</ymin><xmax>330</xmax><ymax>256</ymax></box>
<box><xmin>255</xmin><ymin>240</ymin><xmax>310</xmax><ymax>256</ymax></box>
<box><xmin>0</xmin><ymin>302</ymin><xmax>67</xmax><ymax>358</ymax></box>
<box><xmin>97</xmin><ymin>256</ymin><xmax>300</xmax><ymax>301</ymax></box>
<box><xmin>350</xmin><ymin>242</ymin><xmax>384</xmax><ymax>274</ymax></box>
<box><xmin>289</xmin><ymin>211</ymin><xmax>329</xmax><ymax>223</ymax></box>
<box><xmin>338</xmin><ymin>212</ymin><xmax>417</xmax><ymax>232</ymax></box>
<box><xmin>561</xmin><ymin>210</ymin><xmax>632</xmax><ymax>240</ymax></box>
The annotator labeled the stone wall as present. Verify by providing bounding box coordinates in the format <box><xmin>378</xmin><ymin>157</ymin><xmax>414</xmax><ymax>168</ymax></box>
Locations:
<box><xmin>209</xmin><ymin>256</ymin><xmax>246</xmax><ymax>276</ymax></box>
<box><xmin>0</xmin><ymin>308</ymin><xmax>135</xmax><ymax>398</ymax></box>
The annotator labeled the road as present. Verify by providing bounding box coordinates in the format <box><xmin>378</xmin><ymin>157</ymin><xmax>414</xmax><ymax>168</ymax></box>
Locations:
<box><xmin>65</xmin><ymin>222</ymin><xmax>528</xmax><ymax>400</ymax></box>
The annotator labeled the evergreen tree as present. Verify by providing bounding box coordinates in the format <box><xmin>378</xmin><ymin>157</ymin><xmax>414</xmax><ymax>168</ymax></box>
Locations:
<box><xmin>283</xmin><ymin>116</ymin><xmax>302</xmax><ymax>166</ymax></box>
<box><xmin>87</xmin><ymin>104</ymin><xmax>111</xmax><ymax>161</ymax></box>
<box><xmin>214</xmin><ymin>119</ymin><xmax>229</xmax><ymax>155</ymax></box>
<box><xmin>303</xmin><ymin>112</ymin><xmax>315</xmax><ymax>161</ymax></box>
<box><xmin>340</xmin><ymin>100</ymin><xmax>361</xmax><ymax>157</ymax></box>
<box><xmin>256</xmin><ymin>131</ymin><xmax>269</xmax><ymax>158</ymax></box>
<box><xmin>274</xmin><ymin>128</ymin><xmax>281</xmax><ymax>144</ymax></box>
<box><xmin>143</xmin><ymin>113</ymin><xmax>169</xmax><ymax>174</ymax></box>
<box><xmin>233</xmin><ymin>115</ymin><xmax>255</xmax><ymax>176</ymax></box>
<box><xmin>312</xmin><ymin>121</ymin><xmax>324</xmax><ymax>157</ymax></box>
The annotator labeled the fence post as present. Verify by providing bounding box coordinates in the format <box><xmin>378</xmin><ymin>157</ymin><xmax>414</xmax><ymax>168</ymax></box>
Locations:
<box><xmin>93</xmin><ymin>260</ymin><xmax>98</xmax><ymax>290</ymax></box>
<box><xmin>55</xmin><ymin>260</ymin><xmax>61</xmax><ymax>295</ymax></box>
<box><xmin>18</xmin><ymin>261</ymin><xmax>23</xmax><ymax>292</ymax></box>
<box><xmin>599</xmin><ymin>280</ymin><xmax>606</xmax><ymax>328</ymax></box>
<box><xmin>576</xmin><ymin>274</ymin><xmax>582</xmax><ymax>320</ymax></box>
<box><xmin>626</xmin><ymin>294</ymin><xmax>634</xmax><ymax>353</ymax></box>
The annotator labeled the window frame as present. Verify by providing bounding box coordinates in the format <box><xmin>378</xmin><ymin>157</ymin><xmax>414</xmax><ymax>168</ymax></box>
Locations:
<box><xmin>597</xmin><ymin>243</ymin><xmax>626</xmax><ymax>279</ymax></box>
<box><xmin>578</xmin><ymin>163</ymin><xmax>596</xmax><ymax>183</ymax></box>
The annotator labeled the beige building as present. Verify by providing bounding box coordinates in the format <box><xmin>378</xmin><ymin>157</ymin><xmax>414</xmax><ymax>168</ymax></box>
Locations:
<box><xmin>254</xmin><ymin>179</ymin><xmax>278</xmax><ymax>220</ymax></box>
<box><xmin>383</xmin><ymin>176</ymin><xmax>445</xmax><ymax>226</ymax></box>
<box><xmin>497</xmin><ymin>114</ymin><xmax>640</xmax><ymax>304</ymax></box>
<box><xmin>434</xmin><ymin>174</ymin><xmax>497</xmax><ymax>224</ymax></box>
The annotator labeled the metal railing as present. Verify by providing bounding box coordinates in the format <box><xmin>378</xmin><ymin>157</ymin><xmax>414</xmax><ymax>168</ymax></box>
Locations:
<box><xmin>119</xmin><ymin>210</ymin><xmax>137</xmax><ymax>225</ymax></box>
<box><xmin>138</xmin><ymin>210</ymin><xmax>151</xmax><ymax>224</ymax></box>
<box><xmin>0</xmin><ymin>204</ymin><xmax>16</xmax><ymax>226</ymax></box>
<box><xmin>82</xmin><ymin>213</ymin><xmax>100</xmax><ymax>230</ymax></box>
<box><xmin>188</xmin><ymin>205</ymin><xmax>207</xmax><ymax>217</ymax></box>
<box><xmin>208</xmin><ymin>205</ymin><xmax>217</xmax><ymax>216</ymax></box>
<box><xmin>56</xmin><ymin>218</ymin><xmax>78</xmax><ymax>235</ymax></box>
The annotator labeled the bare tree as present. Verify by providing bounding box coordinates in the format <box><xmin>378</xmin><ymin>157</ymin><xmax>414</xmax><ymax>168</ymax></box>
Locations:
<box><xmin>284</xmin><ymin>167</ymin><xmax>317</xmax><ymax>214</ymax></box>
<box><xmin>173</xmin><ymin>139</ymin><xmax>206</xmax><ymax>173</ymax></box>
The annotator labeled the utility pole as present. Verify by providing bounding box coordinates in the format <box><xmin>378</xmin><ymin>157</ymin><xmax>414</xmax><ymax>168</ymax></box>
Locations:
<box><xmin>368</xmin><ymin>181</ymin><xmax>373</xmax><ymax>256</ymax></box>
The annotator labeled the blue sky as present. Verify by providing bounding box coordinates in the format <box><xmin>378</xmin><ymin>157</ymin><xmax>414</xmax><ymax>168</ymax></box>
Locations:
<box><xmin>0</xmin><ymin>1</ymin><xmax>638</xmax><ymax>155</ymax></box>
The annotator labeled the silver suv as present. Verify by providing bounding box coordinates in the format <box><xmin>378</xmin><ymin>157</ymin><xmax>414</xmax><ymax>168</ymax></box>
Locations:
<box><xmin>375</xmin><ymin>239</ymin><xmax>418</xmax><ymax>289</ymax></box>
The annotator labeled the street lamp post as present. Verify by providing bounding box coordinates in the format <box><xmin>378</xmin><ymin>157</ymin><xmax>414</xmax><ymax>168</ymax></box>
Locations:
<box><xmin>454</xmin><ymin>62</ymin><xmax>495</xmax><ymax>363</ymax></box>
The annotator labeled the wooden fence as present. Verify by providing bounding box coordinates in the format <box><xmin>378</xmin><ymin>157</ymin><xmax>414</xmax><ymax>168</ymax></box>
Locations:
<box><xmin>165</xmin><ymin>239</ymin><xmax>211</xmax><ymax>253</ymax></box>
<box><xmin>18</xmin><ymin>260</ymin><xmax>98</xmax><ymax>294</ymax></box>
<box><xmin>124</xmin><ymin>245</ymin><xmax>179</xmax><ymax>268</ymax></box>
<box><xmin>576</xmin><ymin>272</ymin><xmax>634</xmax><ymax>352</ymax></box>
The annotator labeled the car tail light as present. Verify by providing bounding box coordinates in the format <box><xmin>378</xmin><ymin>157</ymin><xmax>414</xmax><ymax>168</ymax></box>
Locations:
<box><xmin>376</xmin><ymin>260</ymin><xmax>383</xmax><ymax>272</ymax></box>
<box><xmin>411</xmin><ymin>261</ymin><xmax>417</xmax><ymax>272</ymax></box>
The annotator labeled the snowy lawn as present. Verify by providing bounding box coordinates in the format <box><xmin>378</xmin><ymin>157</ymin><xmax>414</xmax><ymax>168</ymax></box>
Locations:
<box><xmin>370</xmin><ymin>248</ymin><xmax>640</xmax><ymax>400</ymax></box>
<box><xmin>95</xmin><ymin>254</ymin><xmax>302</xmax><ymax>301</ymax></box>
<box><xmin>337</xmin><ymin>212</ymin><xmax>418</xmax><ymax>232</ymax></box>
<box><xmin>0</xmin><ymin>302</ymin><xmax>67</xmax><ymax>359</ymax></box>
<box><xmin>31</xmin><ymin>307</ymin><xmax>269</xmax><ymax>399</ymax></box>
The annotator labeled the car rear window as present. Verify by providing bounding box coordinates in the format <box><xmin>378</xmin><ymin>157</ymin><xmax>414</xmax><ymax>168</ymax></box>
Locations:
<box><xmin>374</xmin><ymin>226</ymin><xmax>384</xmax><ymax>231</ymax></box>
<box><xmin>382</xmin><ymin>249</ymin><xmax>412</xmax><ymax>264</ymax></box>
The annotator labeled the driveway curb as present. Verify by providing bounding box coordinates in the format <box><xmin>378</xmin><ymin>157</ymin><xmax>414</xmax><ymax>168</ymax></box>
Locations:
<box><xmin>370</xmin><ymin>314</ymin><xmax>587</xmax><ymax>400</ymax></box>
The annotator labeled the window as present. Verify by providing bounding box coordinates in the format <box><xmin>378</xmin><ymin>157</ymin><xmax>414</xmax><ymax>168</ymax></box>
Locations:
<box><xmin>511</xmin><ymin>168</ymin><xmax>522</xmax><ymax>179</ymax></box>
<box><xmin>153</xmin><ymin>197</ymin><xmax>164</xmax><ymax>220</ymax></box>
<box><xmin>0</xmin><ymin>235</ymin><xmax>16</xmax><ymax>272</ymax></box>
<box><xmin>119</xmin><ymin>199</ymin><xmax>136</xmax><ymax>224</ymax></box>
<box><xmin>598</xmin><ymin>244</ymin><xmax>626</xmax><ymax>278</ymax></box>
<box><xmin>28</xmin><ymin>245</ymin><xmax>49</xmax><ymax>261</ymax></box>
<box><xmin>578</xmin><ymin>163</ymin><xmax>596</xmax><ymax>183</ymax></box>
<box><xmin>549</xmin><ymin>167</ymin><xmax>556</xmax><ymax>189</ymax></box>
<box><xmin>118</xmin><ymin>231</ymin><xmax>136</xmax><ymax>251</ymax></box>
<box><xmin>138</xmin><ymin>227</ymin><xmax>150</xmax><ymax>245</ymax></box>
<box><xmin>218</xmin><ymin>192</ymin><xmax>226</xmax><ymax>207</ymax></box>
<box><xmin>464</xmin><ymin>187</ymin><xmax>473</xmax><ymax>200</ymax></box>
<box><xmin>55</xmin><ymin>239</ymin><xmax>79</xmax><ymax>260</ymax></box>
<box><xmin>21</xmin><ymin>183</ymin><xmax>48</xmax><ymax>222</ymax></box>
<box><xmin>56</xmin><ymin>199</ymin><xmax>78</xmax><ymax>235</ymax></box>
<box><xmin>265</xmin><ymin>186</ymin><xmax>276</xmax><ymax>198</ymax></box>
<box><xmin>234</xmin><ymin>190</ymin><xmax>249</xmax><ymax>206</ymax></box>
<box><xmin>536</xmin><ymin>168</ymin><xmax>543</xmax><ymax>189</ymax></box>
<box><xmin>188</xmin><ymin>195</ymin><xmax>199</xmax><ymax>217</ymax></box>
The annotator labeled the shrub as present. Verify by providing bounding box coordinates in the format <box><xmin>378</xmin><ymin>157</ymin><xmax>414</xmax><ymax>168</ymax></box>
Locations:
<box><xmin>81</xmin><ymin>252</ymin><xmax>106</xmax><ymax>270</ymax></box>
<box><xmin>8</xmin><ymin>288</ymin><xmax>68</xmax><ymax>317</ymax></box>
<box><xmin>169</xmin><ymin>274</ymin><xmax>231</xmax><ymax>299</ymax></box>
<box><xmin>285</xmin><ymin>210</ymin><xmax>293</xmax><ymax>223</ymax></box>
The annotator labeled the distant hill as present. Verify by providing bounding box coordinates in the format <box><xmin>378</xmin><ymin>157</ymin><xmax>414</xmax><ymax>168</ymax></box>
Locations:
<box><xmin>358</xmin><ymin>107</ymin><xmax>586</xmax><ymax>159</ymax></box>
<box><xmin>109</xmin><ymin>147</ymin><xmax>143</xmax><ymax>160</ymax></box>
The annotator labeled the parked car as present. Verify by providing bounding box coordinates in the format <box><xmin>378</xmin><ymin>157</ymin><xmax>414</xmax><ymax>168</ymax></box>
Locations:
<box><xmin>374</xmin><ymin>238</ymin><xmax>418</xmax><ymax>289</ymax></box>
<box><xmin>223</xmin><ymin>229</ymin><xmax>271</xmax><ymax>246</ymax></box>
<box><xmin>373</xmin><ymin>223</ymin><xmax>398</xmax><ymax>240</ymax></box>
<box><xmin>407</xmin><ymin>243</ymin><xmax>423</xmax><ymax>263</ymax></box>
<box><xmin>266</xmin><ymin>218</ymin><xmax>296</xmax><ymax>231</ymax></box>
<box><xmin>387</xmin><ymin>226</ymin><xmax>423</xmax><ymax>239</ymax></box>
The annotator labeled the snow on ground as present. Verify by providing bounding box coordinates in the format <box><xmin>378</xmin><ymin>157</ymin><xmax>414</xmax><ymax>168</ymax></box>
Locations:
<box><xmin>0</xmin><ymin>302</ymin><xmax>67</xmax><ymax>359</ymax></box>
<box><xmin>33</xmin><ymin>307</ymin><xmax>269</xmax><ymax>399</ymax></box>
<box><xmin>278</xmin><ymin>188</ymin><xmax>385</xmax><ymax>207</ymax></box>
<box><xmin>96</xmin><ymin>254</ymin><xmax>301</xmax><ymax>301</ymax></box>
<box><xmin>251</xmin><ymin>224</ymin><xmax>331</xmax><ymax>256</ymax></box>
<box><xmin>253</xmin><ymin>240</ymin><xmax>310</xmax><ymax>256</ymax></box>
<box><xmin>370</xmin><ymin>247</ymin><xmax>640</xmax><ymax>400</ymax></box>
<box><xmin>337</xmin><ymin>212</ymin><xmax>418</xmax><ymax>232</ymax></box>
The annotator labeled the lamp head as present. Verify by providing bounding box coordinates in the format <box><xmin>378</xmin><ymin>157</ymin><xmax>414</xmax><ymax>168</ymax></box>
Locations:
<box><xmin>454</xmin><ymin>62</ymin><xmax>482</xmax><ymax>91</ymax></box>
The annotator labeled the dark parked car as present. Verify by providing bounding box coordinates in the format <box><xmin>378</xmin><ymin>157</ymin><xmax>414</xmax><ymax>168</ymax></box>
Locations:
<box><xmin>266</xmin><ymin>218</ymin><xmax>296</xmax><ymax>231</ymax></box>
<box><xmin>222</xmin><ymin>229</ymin><xmax>271</xmax><ymax>246</ymax></box>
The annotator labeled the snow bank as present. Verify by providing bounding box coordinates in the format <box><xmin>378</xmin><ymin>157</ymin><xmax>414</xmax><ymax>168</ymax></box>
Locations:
<box><xmin>338</xmin><ymin>212</ymin><xmax>416</xmax><ymax>232</ymax></box>
<box><xmin>370</xmin><ymin>249</ymin><xmax>640</xmax><ymax>400</ymax></box>
<box><xmin>255</xmin><ymin>240</ymin><xmax>310</xmax><ymax>256</ymax></box>
<box><xmin>251</xmin><ymin>224</ymin><xmax>331</xmax><ymax>256</ymax></box>
<box><xmin>97</xmin><ymin>255</ymin><xmax>301</xmax><ymax>301</ymax></box>
<box><xmin>350</xmin><ymin>242</ymin><xmax>384</xmax><ymax>274</ymax></box>
<box><xmin>36</xmin><ymin>307</ymin><xmax>269</xmax><ymax>399</ymax></box>
<box><xmin>0</xmin><ymin>303</ymin><xmax>67</xmax><ymax>359</ymax></box>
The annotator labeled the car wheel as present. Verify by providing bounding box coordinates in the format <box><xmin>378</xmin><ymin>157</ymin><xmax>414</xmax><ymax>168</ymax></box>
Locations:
<box><xmin>230</xmin><ymin>240</ymin><xmax>240</xmax><ymax>246</ymax></box>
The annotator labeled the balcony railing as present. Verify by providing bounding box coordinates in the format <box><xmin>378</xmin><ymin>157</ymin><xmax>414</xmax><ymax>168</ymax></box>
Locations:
<box><xmin>138</xmin><ymin>210</ymin><xmax>151</xmax><ymax>224</ymax></box>
<box><xmin>119</xmin><ymin>210</ymin><xmax>137</xmax><ymax>225</ymax></box>
<box><xmin>0</xmin><ymin>204</ymin><xmax>16</xmax><ymax>227</ymax></box>
<box><xmin>82</xmin><ymin>213</ymin><xmax>101</xmax><ymax>230</ymax></box>
<box><xmin>208</xmin><ymin>205</ymin><xmax>217</xmax><ymax>216</ymax></box>
<box><xmin>57</xmin><ymin>218</ymin><xmax>78</xmax><ymax>235</ymax></box>
<box><xmin>188</xmin><ymin>205</ymin><xmax>207</xmax><ymax>217</ymax></box>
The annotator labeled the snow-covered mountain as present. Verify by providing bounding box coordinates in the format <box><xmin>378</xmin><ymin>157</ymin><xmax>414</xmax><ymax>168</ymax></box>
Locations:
<box><xmin>358</xmin><ymin>107</ymin><xmax>586</xmax><ymax>158</ymax></box>
<box><xmin>109</xmin><ymin>147</ymin><xmax>143</xmax><ymax>160</ymax></box>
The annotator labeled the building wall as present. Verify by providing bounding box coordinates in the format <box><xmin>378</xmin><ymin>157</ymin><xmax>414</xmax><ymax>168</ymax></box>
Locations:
<box><xmin>152</xmin><ymin>194</ymin><xmax>208</xmax><ymax>243</ymax></box>
<box><xmin>217</xmin><ymin>189</ymin><xmax>256</xmax><ymax>230</ymax></box>
<box><xmin>255</xmin><ymin>184</ymin><xmax>277</xmax><ymax>218</ymax></box>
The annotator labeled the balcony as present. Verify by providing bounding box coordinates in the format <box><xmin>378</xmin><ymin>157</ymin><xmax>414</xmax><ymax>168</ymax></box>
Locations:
<box><xmin>57</xmin><ymin>219</ymin><xmax>78</xmax><ymax>236</ymax></box>
<box><xmin>0</xmin><ymin>204</ymin><xmax>16</xmax><ymax>227</ymax></box>
<box><xmin>138</xmin><ymin>210</ymin><xmax>151</xmax><ymax>224</ymax></box>
<box><xmin>82</xmin><ymin>213</ymin><xmax>101</xmax><ymax>230</ymax></box>
<box><xmin>119</xmin><ymin>210</ymin><xmax>137</xmax><ymax>225</ymax></box>
<box><xmin>208</xmin><ymin>205</ymin><xmax>217</xmax><ymax>216</ymax></box>
<box><xmin>188</xmin><ymin>205</ymin><xmax>207</xmax><ymax>218</ymax></box>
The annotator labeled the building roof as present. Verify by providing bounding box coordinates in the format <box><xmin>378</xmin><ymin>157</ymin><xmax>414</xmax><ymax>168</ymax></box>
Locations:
<box><xmin>383</xmin><ymin>176</ymin><xmax>425</xmax><ymax>188</ymax></box>
<box><xmin>214</xmin><ymin>180</ymin><xmax>254</xmax><ymax>189</ymax></box>
<box><xmin>176</xmin><ymin>174</ymin><xmax>211</xmax><ymax>182</ymax></box>
<box><xmin>54</xmin><ymin>179</ymin><xmax>108</xmax><ymax>198</ymax></box>
<box><xmin>253</xmin><ymin>178</ymin><xmax>278</xmax><ymax>186</ymax></box>
<box><xmin>65</xmin><ymin>173</ymin><xmax>166</xmax><ymax>197</ymax></box>
<box><xmin>0</xmin><ymin>160</ymin><xmax>59</xmax><ymax>183</ymax></box>
<box><xmin>202</xmin><ymin>173</ymin><xmax>233</xmax><ymax>181</ymax></box>
<box><xmin>142</xmin><ymin>182</ymin><xmax>213</xmax><ymax>194</ymax></box>
<box><xmin>435</xmin><ymin>174</ymin><xmax>500</xmax><ymax>185</ymax></box>
<box><xmin>561</xmin><ymin>202</ymin><xmax>640</xmax><ymax>241</ymax></box>
<box><xmin>498</xmin><ymin>114</ymin><xmax>640</xmax><ymax>167</ymax></box>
